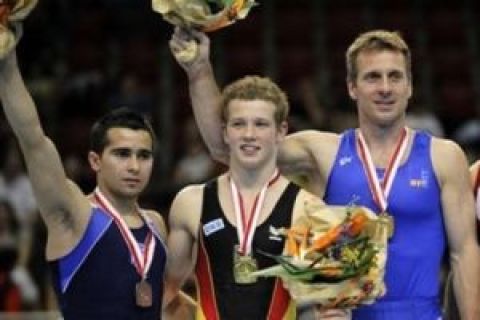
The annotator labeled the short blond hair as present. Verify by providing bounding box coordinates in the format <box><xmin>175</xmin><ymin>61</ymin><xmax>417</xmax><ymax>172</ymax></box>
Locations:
<box><xmin>346</xmin><ymin>30</ymin><xmax>411</xmax><ymax>83</ymax></box>
<box><xmin>220</xmin><ymin>76</ymin><xmax>289</xmax><ymax>127</ymax></box>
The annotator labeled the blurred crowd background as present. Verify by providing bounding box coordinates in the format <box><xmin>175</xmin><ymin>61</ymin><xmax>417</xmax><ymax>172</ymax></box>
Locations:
<box><xmin>0</xmin><ymin>0</ymin><xmax>479</xmax><ymax>316</ymax></box>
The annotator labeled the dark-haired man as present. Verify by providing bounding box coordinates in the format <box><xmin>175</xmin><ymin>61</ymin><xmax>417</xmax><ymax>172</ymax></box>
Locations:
<box><xmin>0</xmin><ymin>49</ymin><xmax>169</xmax><ymax>319</ymax></box>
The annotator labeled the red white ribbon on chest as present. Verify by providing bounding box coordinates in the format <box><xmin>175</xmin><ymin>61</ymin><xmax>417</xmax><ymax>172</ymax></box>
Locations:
<box><xmin>230</xmin><ymin>169</ymin><xmax>280</xmax><ymax>256</ymax></box>
<box><xmin>93</xmin><ymin>188</ymin><xmax>155</xmax><ymax>280</ymax></box>
<box><xmin>357</xmin><ymin>128</ymin><xmax>409</xmax><ymax>212</ymax></box>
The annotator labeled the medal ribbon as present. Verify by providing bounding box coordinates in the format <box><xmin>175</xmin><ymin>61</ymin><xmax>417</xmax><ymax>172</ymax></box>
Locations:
<box><xmin>357</xmin><ymin>128</ymin><xmax>409</xmax><ymax>212</ymax></box>
<box><xmin>230</xmin><ymin>169</ymin><xmax>280</xmax><ymax>255</ymax></box>
<box><xmin>93</xmin><ymin>188</ymin><xmax>155</xmax><ymax>279</ymax></box>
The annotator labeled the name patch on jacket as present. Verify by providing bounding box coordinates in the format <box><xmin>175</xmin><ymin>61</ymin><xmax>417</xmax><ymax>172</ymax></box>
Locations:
<box><xmin>203</xmin><ymin>218</ymin><xmax>225</xmax><ymax>236</ymax></box>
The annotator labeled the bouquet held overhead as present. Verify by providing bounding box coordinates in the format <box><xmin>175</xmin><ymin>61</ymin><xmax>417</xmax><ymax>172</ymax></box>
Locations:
<box><xmin>0</xmin><ymin>0</ymin><xmax>37</xmax><ymax>58</ymax></box>
<box><xmin>152</xmin><ymin>0</ymin><xmax>256</xmax><ymax>62</ymax></box>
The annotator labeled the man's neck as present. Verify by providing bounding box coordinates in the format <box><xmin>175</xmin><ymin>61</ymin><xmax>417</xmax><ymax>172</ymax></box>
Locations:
<box><xmin>358</xmin><ymin>122</ymin><xmax>407</xmax><ymax>148</ymax></box>
<box><xmin>357</xmin><ymin>123</ymin><xmax>410</xmax><ymax>168</ymax></box>
<box><xmin>229</xmin><ymin>164</ymin><xmax>277</xmax><ymax>192</ymax></box>
<box><xmin>95</xmin><ymin>187</ymin><xmax>138</xmax><ymax>216</ymax></box>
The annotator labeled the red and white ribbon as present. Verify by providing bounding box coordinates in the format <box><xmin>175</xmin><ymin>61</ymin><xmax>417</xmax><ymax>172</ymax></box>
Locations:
<box><xmin>357</xmin><ymin>128</ymin><xmax>409</xmax><ymax>212</ymax></box>
<box><xmin>230</xmin><ymin>169</ymin><xmax>280</xmax><ymax>255</ymax></box>
<box><xmin>93</xmin><ymin>188</ymin><xmax>155</xmax><ymax>280</ymax></box>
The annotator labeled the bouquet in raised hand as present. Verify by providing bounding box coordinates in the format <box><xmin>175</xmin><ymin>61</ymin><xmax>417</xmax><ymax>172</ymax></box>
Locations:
<box><xmin>0</xmin><ymin>0</ymin><xmax>37</xmax><ymax>59</ymax></box>
<box><xmin>152</xmin><ymin>0</ymin><xmax>256</xmax><ymax>32</ymax></box>
<box><xmin>153</xmin><ymin>0</ymin><xmax>256</xmax><ymax>62</ymax></box>
<box><xmin>253</xmin><ymin>204</ymin><xmax>390</xmax><ymax>310</ymax></box>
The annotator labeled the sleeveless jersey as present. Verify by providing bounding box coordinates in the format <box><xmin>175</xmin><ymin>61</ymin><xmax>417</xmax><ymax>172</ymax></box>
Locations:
<box><xmin>195</xmin><ymin>179</ymin><xmax>298</xmax><ymax>320</ymax></box>
<box><xmin>324</xmin><ymin>129</ymin><xmax>445</xmax><ymax>320</ymax></box>
<box><xmin>49</xmin><ymin>207</ymin><xmax>167</xmax><ymax>320</ymax></box>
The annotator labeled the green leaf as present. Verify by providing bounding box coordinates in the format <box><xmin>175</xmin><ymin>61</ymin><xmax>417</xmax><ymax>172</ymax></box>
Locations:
<box><xmin>206</xmin><ymin>0</ymin><xmax>233</xmax><ymax>7</ymax></box>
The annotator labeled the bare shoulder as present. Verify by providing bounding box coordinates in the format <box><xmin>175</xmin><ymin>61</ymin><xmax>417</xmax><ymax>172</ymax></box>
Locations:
<box><xmin>470</xmin><ymin>159</ymin><xmax>480</xmax><ymax>174</ymax></box>
<box><xmin>431</xmin><ymin>137</ymin><xmax>470</xmax><ymax>183</ymax></box>
<box><xmin>171</xmin><ymin>184</ymin><xmax>204</xmax><ymax>209</ymax></box>
<box><xmin>281</xmin><ymin>130</ymin><xmax>341</xmax><ymax>185</ymax></box>
<box><xmin>431</xmin><ymin>137</ymin><xmax>467</xmax><ymax>165</ymax></box>
<box><xmin>169</xmin><ymin>184</ymin><xmax>205</xmax><ymax>234</ymax></box>
<box><xmin>144</xmin><ymin>209</ymin><xmax>168</xmax><ymax>240</ymax></box>
<box><xmin>286</xmin><ymin>130</ymin><xmax>341</xmax><ymax>150</ymax></box>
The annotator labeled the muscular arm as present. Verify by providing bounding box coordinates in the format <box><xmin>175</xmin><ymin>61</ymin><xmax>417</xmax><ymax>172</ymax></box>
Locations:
<box><xmin>280</xmin><ymin>131</ymin><xmax>340</xmax><ymax>197</ymax></box>
<box><xmin>163</xmin><ymin>291</ymin><xmax>196</xmax><ymax>320</ymax></box>
<box><xmin>432</xmin><ymin>139</ymin><xmax>480</xmax><ymax>319</ymax></box>
<box><xmin>169</xmin><ymin>28</ymin><xmax>227</xmax><ymax>163</ymax></box>
<box><xmin>163</xmin><ymin>185</ymin><xmax>202</xmax><ymax>313</ymax></box>
<box><xmin>0</xmin><ymin>52</ymin><xmax>90</xmax><ymax>259</ymax></box>
<box><xmin>169</xmin><ymin>28</ymin><xmax>343</xmax><ymax>191</ymax></box>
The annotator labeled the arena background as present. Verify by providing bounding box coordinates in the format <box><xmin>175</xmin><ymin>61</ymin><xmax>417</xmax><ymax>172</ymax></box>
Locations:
<box><xmin>0</xmin><ymin>0</ymin><xmax>478</xmax><ymax>317</ymax></box>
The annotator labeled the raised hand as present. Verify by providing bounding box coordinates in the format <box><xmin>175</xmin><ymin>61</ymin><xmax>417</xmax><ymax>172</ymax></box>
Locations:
<box><xmin>169</xmin><ymin>26</ymin><xmax>211</xmax><ymax>79</ymax></box>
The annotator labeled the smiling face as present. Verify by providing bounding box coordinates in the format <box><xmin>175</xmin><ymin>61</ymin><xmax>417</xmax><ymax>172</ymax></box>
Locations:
<box><xmin>348</xmin><ymin>49</ymin><xmax>412</xmax><ymax>128</ymax></box>
<box><xmin>223</xmin><ymin>99</ymin><xmax>287</xmax><ymax>171</ymax></box>
<box><xmin>88</xmin><ymin>127</ymin><xmax>154</xmax><ymax>200</ymax></box>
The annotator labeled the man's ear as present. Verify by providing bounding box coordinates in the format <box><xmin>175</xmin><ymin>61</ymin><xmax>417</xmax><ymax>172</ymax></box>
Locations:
<box><xmin>277</xmin><ymin>121</ymin><xmax>288</xmax><ymax>142</ymax></box>
<box><xmin>222</xmin><ymin>122</ymin><xmax>229</xmax><ymax>145</ymax></box>
<box><xmin>88</xmin><ymin>151</ymin><xmax>101</xmax><ymax>172</ymax></box>
<box><xmin>347</xmin><ymin>79</ymin><xmax>357</xmax><ymax>100</ymax></box>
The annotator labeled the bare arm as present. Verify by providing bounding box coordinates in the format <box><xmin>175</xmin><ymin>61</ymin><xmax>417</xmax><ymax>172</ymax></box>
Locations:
<box><xmin>163</xmin><ymin>185</ymin><xmax>202</xmax><ymax>310</ymax></box>
<box><xmin>163</xmin><ymin>291</ymin><xmax>196</xmax><ymax>320</ymax></box>
<box><xmin>0</xmin><ymin>51</ymin><xmax>90</xmax><ymax>259</ymax></box>
<box><xmin>432</xmin><ymin>139</ymin><xmax>480</xmax><ymax>319</ymax></box>
<box><xmin>146</xmin><ymin>209</ymin><xmax>168</xmax><ymax>241</ymax></box>
<box><xmin>169</xmin><ymin>27</ymin><xmax>227</xmax><ymax>163</ymax></box>
<box><xmin>144</xmin><ymin>209</ymin><xmax>197</xmax><ymax>320</ymax></box>
<box><xmin>469</xmin><ymin>159</ymin><xmax>480</xmax><ymax>187</ymax></box>
<box><xmin>280</xmin><ymin>130</ymin><xmax>340</xmax><ymax>197</ymax></box>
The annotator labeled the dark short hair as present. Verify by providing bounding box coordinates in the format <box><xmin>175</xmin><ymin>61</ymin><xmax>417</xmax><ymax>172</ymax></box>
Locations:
<box><xmin>89</xmin><ymin>108</ymin><xmax>156</xmax><ymax>154</ymax></box>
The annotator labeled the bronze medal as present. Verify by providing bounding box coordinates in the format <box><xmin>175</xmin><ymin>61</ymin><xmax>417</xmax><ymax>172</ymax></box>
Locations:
<box><xmin>135</xmin><ymin>279</ymin><xmax>153</xmax><ymax>308</ymax></box>
<box><xmin>233</xmin><ymin>245</ymin><xmax>258</xmax><ymax>284</ymax></box>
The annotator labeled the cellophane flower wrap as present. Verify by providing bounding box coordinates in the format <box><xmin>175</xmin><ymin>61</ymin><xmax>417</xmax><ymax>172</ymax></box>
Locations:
<box><xmin>0</xmin><ymin>0</ymin><xmax>37</xmax><ymax>59</ymax></box>
<box><xmin>253</xmin><ymin>204</ymin><xmax>389</xmax><ymax>310</ymax></box>
<box><xmin>152</xmin><ymin>0</ymin><xmax>256</xmax><ymax>32</ymax></box>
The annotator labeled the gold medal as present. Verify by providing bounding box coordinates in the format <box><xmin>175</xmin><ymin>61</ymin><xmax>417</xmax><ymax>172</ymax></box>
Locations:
<box><xmin>379</xmin><ymin>212</ymin><xmax>394</xmax><ymax>238</ymax></box>
<box><xmin>233</xmin><ymin>245</ymin><xmax>258</xmax><ymax>284</ymax></box>
<box><xmin>357</xmin><ymin>128</ymin><xmax>407</xmax><ymax>241</ymax></box>
<box><xmin>366</xmin><ymin>212</ymin><xmax>394</xmax><ymax>242</ymax></box>
<box><xmin>135</xmin><ymin>279</ymin><xmax>153</xmax><ymax>308</ymax></box>
<box><xmin>229</xmin><ymin>171</ymin><xmax>279</xmax><ymax>285</ymax></box>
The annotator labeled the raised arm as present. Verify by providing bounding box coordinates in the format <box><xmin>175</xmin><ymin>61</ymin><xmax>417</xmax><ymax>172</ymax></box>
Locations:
<box><xmin>432</xmin><ymin>139</ymin><xmax>480</xmax><ymax>319</ymax></box>
<box><xmin>169</xmin><ymin>27</ymin><xmax>227</xmax><ymax>163</ymax></box>
<box><xmin>0</xmin><ymin>51</ymin><xmax>90</xmax><ymax>259</ymax></box>
<box><xmin>280</xmin><ymin>130</ymin><xmax>340</xmax><ymax>197</ymax></box>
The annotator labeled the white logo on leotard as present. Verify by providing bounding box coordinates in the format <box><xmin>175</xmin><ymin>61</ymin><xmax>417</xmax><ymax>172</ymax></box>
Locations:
<box><xmin>203</xmin><ymin>218</ymin><xmax>225</xmax><ymax>236</ymax></box>
<box><xmin>339</xmin><ymin>156</ymin><xmax>352</xmax><ymax>166</ymax></box>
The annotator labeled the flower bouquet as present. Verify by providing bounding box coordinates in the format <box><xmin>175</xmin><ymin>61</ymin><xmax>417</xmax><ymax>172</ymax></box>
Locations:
<box><xmin>152</xmin><ymin>0</ymin><xmax>256</xmax><ymax>32</ymax></box>
<box><xmin>0</xmin><ymin>0</ymin><xmax>37</xmax><ymax>59</ymax></box>
<box><xmin>253</xmin><ymin>204</ymin><xmax>390</xmax><ymax>310</ymax></box>
<box><xmin>152</xmin><ymin>0</ymin><xmax>256</xmax><ymax>62</ymax></box>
